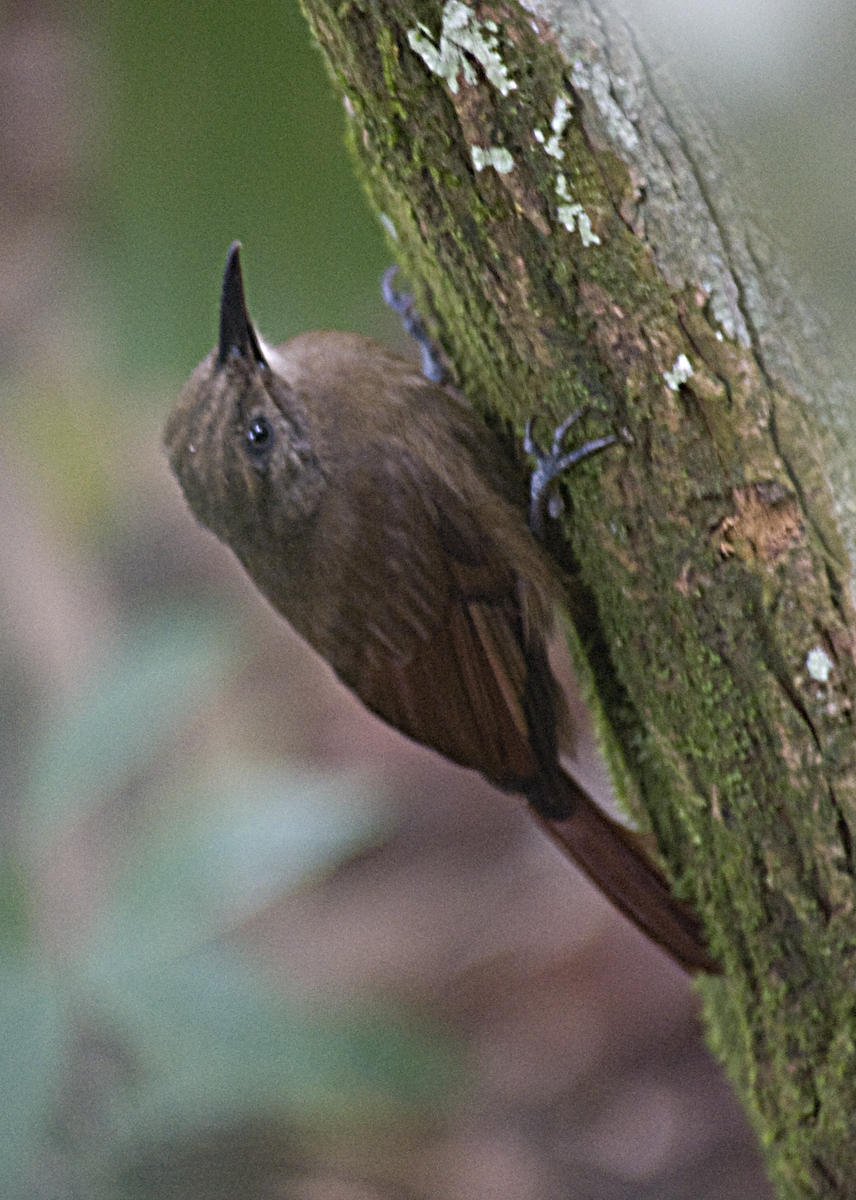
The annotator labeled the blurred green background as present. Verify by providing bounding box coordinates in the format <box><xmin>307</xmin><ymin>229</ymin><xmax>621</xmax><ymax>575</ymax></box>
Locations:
<box><xmin>2</xmin><ymin>0</ymin><xmax>853</xmax><ymax>1196</ymax></box>
<box><xmin>91</xmin><ymin>0</ymin><xmax>395</xmax><ymax>381</ymax></box>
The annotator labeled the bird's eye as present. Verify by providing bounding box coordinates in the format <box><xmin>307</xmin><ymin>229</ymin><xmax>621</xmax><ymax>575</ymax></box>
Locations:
<box><xmin>245</xmin><ymin>415</ymin><xmax>274</xmax><ymax>458</ymax></box>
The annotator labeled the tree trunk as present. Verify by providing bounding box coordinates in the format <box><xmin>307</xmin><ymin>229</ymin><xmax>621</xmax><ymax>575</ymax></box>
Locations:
<box><xmin>296</xmin><ymin>0</ymin><xmax>856</xmax><ymax>1192</ymax></box>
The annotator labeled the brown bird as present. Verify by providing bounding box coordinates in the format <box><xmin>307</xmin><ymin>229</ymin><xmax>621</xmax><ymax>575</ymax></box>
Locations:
<box><xmin>164</xmin><ymin>243</ymin><xmax>720</xmax><ymax>974</ymax></box>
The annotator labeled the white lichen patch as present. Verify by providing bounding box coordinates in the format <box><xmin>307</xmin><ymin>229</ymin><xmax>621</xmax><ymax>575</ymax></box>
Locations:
<box><xmin>471</xmin><ymin>145</ymin><xmax>515</xmax><ymax>174</ymax></box>
<box><xmin>806</xmin><ymin>646</ymin><xmax>834</xmax><ymax>683</ymax></box>
<box><xmin>532</xmin><ymin>94</ymin><xmax>572</xmax><ymax>160</ymax></box>
<box><xmin>408</xmin><ymin>1</ymin><xmax>517</xmax><ymax>96</ymax></box>
<box><xmin>552</xmin><ymin>174</ymin><xmax>599</xmax><ymax>245</ymax></box>
<box><xmin>663</xmin><ymin>354</ymin><xmax>693</xmax><ymax>390</ymax></box>
<box><xmin>546</xmin><ymin>94</ymin><xmax>572</xmax><ymax>158</ymax></box>
<box><xmin>557</xmin><ymin>202</ymin><xmax>599</xmax><ymax>246</ymax></box>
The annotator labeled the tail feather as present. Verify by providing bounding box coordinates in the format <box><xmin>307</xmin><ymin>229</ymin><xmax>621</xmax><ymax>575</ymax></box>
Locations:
<box><xmin>531</xmin><ymin>771</ymin><xmax>721</xmax><ymax>974</ymax></box>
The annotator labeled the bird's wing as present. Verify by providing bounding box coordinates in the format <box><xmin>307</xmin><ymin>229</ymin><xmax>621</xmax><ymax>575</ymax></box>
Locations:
<box><xmin>312</xmin><ymin>445</ymin><xmax>559</xmax><ymax>789</ymax></box>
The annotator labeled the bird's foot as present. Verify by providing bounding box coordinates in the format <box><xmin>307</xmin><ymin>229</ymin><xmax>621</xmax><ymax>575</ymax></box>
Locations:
<box><xmin>382</xmin><ymin>266</ymin><xmax>447</xmax><ymax>384</ymax></box>
<box><xmin>525</xmin><ymin>412</ymin><xmax>616</xmax><ymax>539</ymax></box>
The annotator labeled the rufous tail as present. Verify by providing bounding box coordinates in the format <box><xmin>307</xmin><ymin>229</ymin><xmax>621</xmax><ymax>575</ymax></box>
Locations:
<box><xmin>530</xmin><ymin>771</ymin><xmax>721</xmax><ymax>974</ymax></box>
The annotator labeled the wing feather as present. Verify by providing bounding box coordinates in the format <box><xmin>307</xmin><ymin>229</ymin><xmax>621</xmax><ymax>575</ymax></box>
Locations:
<box><xmin>357</xmin><ymin>596</ymin><xmax>540</xmax><ymax>787</ymax></box>
<box><xmin>309</xmin><ymin>442</ymin><xmax>561</xmax><ymax>789</ymax></box>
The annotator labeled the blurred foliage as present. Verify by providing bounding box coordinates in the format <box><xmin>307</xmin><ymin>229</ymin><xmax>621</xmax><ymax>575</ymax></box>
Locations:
<box><xmin>27</xmin><ymin>605</ymin><xmax>237</xmax><ymax>841</ymax></box>
<box><xmin>0</xmin><ymin>955</ymin><xmax>65</xmax><ymax>1193</ymax></box>
<box><xmin>2</xmin><ymin>603</ymin><xmax>460</xmax><ymax>1198</ymax></box>
<box><xmin>0</xmin><ymin>2</ymin><xmax>459</xmax><ymax>1196</ymax></box>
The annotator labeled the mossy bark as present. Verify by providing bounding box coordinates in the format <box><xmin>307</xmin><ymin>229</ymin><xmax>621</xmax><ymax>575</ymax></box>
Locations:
<box><xmin>296</xmin><ymin>0</ymin><xmax>856</xmax><ymax>1192</ymax></box>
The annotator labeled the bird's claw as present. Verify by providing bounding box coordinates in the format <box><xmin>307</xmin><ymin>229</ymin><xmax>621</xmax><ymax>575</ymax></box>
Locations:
<box><xmin>382</xmin><ymin>266</ymin><xmax>447</xmax><ymax>384</ymax></box>
<box><xmin>525</xmin><ymin>412</ymin><xmax>616</xmax><ymax>539</ymax></box>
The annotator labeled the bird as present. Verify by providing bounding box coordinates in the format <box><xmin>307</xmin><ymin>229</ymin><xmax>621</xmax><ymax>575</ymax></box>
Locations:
<box><xmin>164</xmin><ymin>242</ymin><xmax>720</xmax><ymax>974</ymax></box>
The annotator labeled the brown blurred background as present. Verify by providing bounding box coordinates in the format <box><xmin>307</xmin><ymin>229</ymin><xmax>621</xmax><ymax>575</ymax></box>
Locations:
<box><xmin>3</xmin><ymin>0</ymin><xmax>854</xmax><ymax>1196</ymax></box>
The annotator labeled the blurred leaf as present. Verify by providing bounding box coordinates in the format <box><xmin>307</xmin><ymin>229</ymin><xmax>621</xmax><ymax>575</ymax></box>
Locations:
<box><xmin>0</xmin><ymin>955</ymin><xmax>64</xmax><ymax>1196</ymax></box>
<box><xmin>6</xmin><ymin>373</ymin><xmax>120</xmax><ymax>540</ymax></box>
<box><xmin>27</xmin><ymin>604</ymin><xmax>240</xmax><ymax>842</ymax></box>
<box><xmin>0</xmin><ymin>858</ymin><xmax>31</xmax><ymax>953</ymax></box>
<box><xmin>93</xmin><ymin>949</ymin><xmax>460</xmax><ymax>1148</ymax></box>
<box><xmin>85</xmin><ymin>765</ymin><xmax>388</xmax><ymax>975</ymax></box>
<box><xmin>115</xmin><ymin>1119</ymin><xmax>304</xmax><ymax>1200</ymax></box>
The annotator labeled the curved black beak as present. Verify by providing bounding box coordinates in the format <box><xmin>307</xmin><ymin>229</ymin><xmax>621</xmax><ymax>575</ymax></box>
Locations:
<box><xmin>217</xmin><ymin>241</ymin><xmax>267</xmax><ymax>369</ymax></box>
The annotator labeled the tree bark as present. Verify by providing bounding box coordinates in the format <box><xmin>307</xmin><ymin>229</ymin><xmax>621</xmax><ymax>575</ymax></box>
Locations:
<box><xmin>296</xmin><ymin>0</ymin><xmax>856</xmax><ymax>1193</ymax></box>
